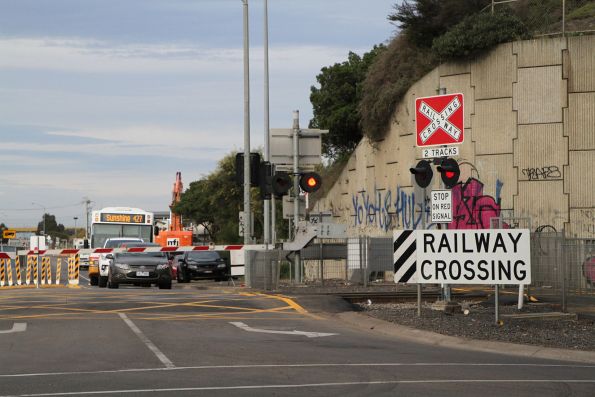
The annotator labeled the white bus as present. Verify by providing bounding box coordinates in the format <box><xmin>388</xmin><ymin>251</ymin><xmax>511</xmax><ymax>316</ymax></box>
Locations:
<box><xmin>90</xmin><ymin>207</ymin><xmax>154</xmax><ymax>248</ymax></box>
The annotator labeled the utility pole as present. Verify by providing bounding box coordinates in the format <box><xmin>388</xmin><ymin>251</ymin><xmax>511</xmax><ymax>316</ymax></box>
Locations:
<box><xmin>263</xmin><ymin>0</ymin><xmax>271</xmax><ymax>245</ymax></box>
<box><xmin>292</xmin><ymin>110</ymin><xmax>301</xmax><ymax>283</ymax></box>
<box><xmin>242</xmin><ymin>0</ymin><xmax>251</xmax><ymax>245</ymax></box>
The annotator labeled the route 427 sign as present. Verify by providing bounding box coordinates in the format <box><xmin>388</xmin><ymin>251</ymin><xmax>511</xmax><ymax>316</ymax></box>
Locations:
<box><xmin>415</xmin><ymin>93</ymin><xmax>464</xmax><ymax>147</ymax></box>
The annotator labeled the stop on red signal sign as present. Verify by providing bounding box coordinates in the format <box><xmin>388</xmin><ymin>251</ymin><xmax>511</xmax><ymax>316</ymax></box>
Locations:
<box><xmin>415</xmin><ymin>93</ymin><xmax>464</xmax><ymax>147</ymax></box>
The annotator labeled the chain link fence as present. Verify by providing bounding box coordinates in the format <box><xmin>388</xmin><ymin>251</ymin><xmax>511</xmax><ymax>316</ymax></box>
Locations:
<box><xmin>491</xmin><ymin>0</ymin><xmax>594</xmax><ymax>36</ymax></box>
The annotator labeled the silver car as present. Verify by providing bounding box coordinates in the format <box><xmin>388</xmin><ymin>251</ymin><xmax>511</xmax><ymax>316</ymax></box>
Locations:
<box><xmin>105</xmin><ymin>251</ymin><xmax>172</xmax><ymax>289</ymax></box>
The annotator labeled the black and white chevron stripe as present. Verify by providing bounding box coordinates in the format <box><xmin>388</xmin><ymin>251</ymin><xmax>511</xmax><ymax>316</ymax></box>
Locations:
<box><xmin>393</xmin><ymin>230</ymin><xmax>417</xmax><ymax>283</ymax></box>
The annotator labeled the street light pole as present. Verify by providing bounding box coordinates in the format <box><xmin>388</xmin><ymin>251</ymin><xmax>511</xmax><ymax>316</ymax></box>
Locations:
<box><xmin>242</xmin><ymin>0</ymin><xmax>251</xmax><ymax>245</ymax></box>
<box><xmin>73</xmin><ymin>217</ymin><xmax>78</xmax><ymax>240</ymax></box>
<box><xmin>31</xmin><ymin>202</ymin><xmax>46</xmax><ymax>236</ymax></box>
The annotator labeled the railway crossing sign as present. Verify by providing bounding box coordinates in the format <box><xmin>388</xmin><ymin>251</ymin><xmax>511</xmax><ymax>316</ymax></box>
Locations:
<box><xmin>415</xmin><ymin>93</ymin><xmax>464</xmax><ymax>147</ymax></box>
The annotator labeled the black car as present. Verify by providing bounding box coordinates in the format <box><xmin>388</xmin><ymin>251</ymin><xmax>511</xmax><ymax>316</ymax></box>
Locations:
<box><xmin>175</xmin><ymin>251</ymin><xmax>229</xmax><ymax>282</ymax></box>
<box><xmin>106</xmin><ymin>249</ymin><xmax>172</xmax><ymax>289</ymax></box>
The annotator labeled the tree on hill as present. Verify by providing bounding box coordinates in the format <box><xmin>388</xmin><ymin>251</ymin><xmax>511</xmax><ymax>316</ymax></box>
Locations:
<box><xmin>37</xmin><ymin>214</ymin><xmax>69</xmax><ymax>242</ymax></box>
<box><xmin>309</xmin><ymin>46</ymin><xmax>385</xmax><ymax>160</ymax></box>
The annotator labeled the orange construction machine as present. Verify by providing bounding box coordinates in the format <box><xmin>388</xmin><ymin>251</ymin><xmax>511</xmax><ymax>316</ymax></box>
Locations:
<box><xmin>155</xmin><ymin>172</ymin><xmax>193</xmax><ymax>247</ymax></box>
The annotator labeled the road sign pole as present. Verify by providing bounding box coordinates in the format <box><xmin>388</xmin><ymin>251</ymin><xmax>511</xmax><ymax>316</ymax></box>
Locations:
<box><xmin>418</xmin><ymin>187</ymin><xmax>426</xmax><ymax>317</ymax></box>
<box><xmin>292</xmin><ymin>111</ymin><xmax>301</xmax><ymax>283</ymax></box>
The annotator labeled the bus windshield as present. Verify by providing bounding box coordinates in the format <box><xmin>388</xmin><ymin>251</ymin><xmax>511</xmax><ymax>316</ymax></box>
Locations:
<box><xmin>92</xmin><ymin>224</ymin><xmax>153</xmax><ymax>248</ymax></box>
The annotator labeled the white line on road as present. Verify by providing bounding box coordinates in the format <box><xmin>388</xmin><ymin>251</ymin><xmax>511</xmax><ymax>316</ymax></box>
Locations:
<box><xmin>1</xmin><ymin>362</ymin><xmax>595</xmax><ymax>378</ymax></box>
<box><xmin>4</xmin><ymin>379</ymin><xmax>595</xmax><ymax>396</ymax></box>
<box><xmin>0</xmin><ymin>323</ymin><xmax>27</xmax><ymax>334</ymax></box>
<box><xmin>230</xmin><ymin>321</ymin><xmax>338</xmax><ymax>338</ymax></box>
<box><xmin>118</xmin><ymin>313</ymin><xmax>174</xmax><ymax>369</ymax></box>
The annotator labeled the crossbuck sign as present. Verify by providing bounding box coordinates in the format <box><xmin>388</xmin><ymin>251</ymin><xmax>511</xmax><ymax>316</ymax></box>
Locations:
<box><xmin>415</xmin><ymin>93</ymin><xmax>464</xmax><ymax>147</ymax></box>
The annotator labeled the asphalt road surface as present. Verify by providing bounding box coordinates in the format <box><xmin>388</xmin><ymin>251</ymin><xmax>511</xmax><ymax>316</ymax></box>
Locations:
<box><xmin>0</xmin><ymin>274</ymin><xmax>594</xmax><ymax>396</ymax></box>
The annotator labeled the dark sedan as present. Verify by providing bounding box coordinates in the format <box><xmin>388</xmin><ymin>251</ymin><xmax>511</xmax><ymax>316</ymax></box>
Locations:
<box><xmin>106</xmin><ymin>251</ymin><xmax>172</xmax><ymax>289</ymax></box>
<box><xmin>175</xmin><ymin>251</ymin><xmax>229</xmax><ymax>282</ymax></box>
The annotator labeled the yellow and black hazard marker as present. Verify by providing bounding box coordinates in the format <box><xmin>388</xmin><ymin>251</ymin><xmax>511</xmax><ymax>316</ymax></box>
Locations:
<box><xmin>33</xmin><ymin>256</ymin><xmax>39</xmax><ymax>286</ymax></box>
<box><xmin>56</xmin><ymin>257</ymin><xmax>62</xmax><ymax>285</ymax></box>
<box><xmin>26</xmin><ymin>255</ymin><xmax>32</xmax><ymax>285</ymax></box>
<box><xmin>67</xmin><ymin>256</ymin><xmax>73</xmax><ymax>281</ymax></box>
<box><xmin>15</xmin><ymin>256</ymin><xmax>22</xmax><ymax>286</ymax></box>
<box><xmin>41</xmin><ymin>256</ymin><xmax>48</xmax><ymax>285</ymax></box>
<box><xmin>70</xmin><ymin>254</ymin><xmax>80</xmax><ymax>286</ymax></box>
<box><xmin>0</xmin><ymin>259</ymin><xmax>5</xmax><ymax>287</ymax></box>
<box><xmin>7</xmin><ymin>258</ymin><xmax>13</xmax><ymax>287</ymax></box>
<box><xmin>45</xmin><ymin>256</ymin><xmax>52</xmax><ymax>285</ymax></box>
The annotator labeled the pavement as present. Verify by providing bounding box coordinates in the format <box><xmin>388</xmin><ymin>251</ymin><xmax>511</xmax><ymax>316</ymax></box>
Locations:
<box><xmin>288</xmin><ymin>293</ymin><xmax>595</xmax><ymax>365</ymax></box>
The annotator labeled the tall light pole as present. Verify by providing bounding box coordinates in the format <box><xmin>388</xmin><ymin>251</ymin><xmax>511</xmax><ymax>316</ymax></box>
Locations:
<box><xmin>263</xmin><ymin>0</ymin><xmax>271</xmax><ymax>245</ymax></box>
<box><xmin>31</xmin><ymin>202</ymin><xmax>46</xmax><ymax>236</ymax></box>
<box><xmin>242</xmin><ymin>0</ymin><xmax>251</xmax><ymax>245</ymax></box>
<box><xmin>73</xmin><ymin>217</ymin><xmax>78</xmax><ymax>239</ymax></box>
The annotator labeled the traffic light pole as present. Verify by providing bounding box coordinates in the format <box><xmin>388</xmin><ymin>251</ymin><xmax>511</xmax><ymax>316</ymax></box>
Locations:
<box><xmin>292</xmin><ymin>110</ymin><xmax>301</xmax><ymax>283</ymax></box>
<box><xmin>242</xmin><ymin>0</ymin><xmax>251</xmax><ymax>245</ymax></box>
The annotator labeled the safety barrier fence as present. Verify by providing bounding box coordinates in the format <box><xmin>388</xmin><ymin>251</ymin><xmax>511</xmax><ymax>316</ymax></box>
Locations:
<box><xmin>0</xmin><ymin>254</ymin><xmax>80</xmax><ymax>288</ymax></box>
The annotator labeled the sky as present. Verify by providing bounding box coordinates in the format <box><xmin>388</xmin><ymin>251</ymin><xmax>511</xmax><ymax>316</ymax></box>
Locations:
<box><xmin>0</xmin><ymin>0</ymin><xmax>397</xmax><ymax>228</ymax></box>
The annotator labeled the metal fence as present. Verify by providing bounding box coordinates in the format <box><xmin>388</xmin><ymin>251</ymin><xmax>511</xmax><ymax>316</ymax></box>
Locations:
<box><xmin>491</xmin><ymin>0</ymin><xmax>594</xmax><ymax>36</ymax></box>
<box><xmin>247</xmin><ymin>233</ymin><xmax>595</xmax><ymax>312</ymax></box>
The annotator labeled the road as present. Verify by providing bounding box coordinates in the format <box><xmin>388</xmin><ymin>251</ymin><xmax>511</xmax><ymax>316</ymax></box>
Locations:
<box><xmin>0</xmin><ymin>275</ymin><xmax>594</xmax><ymax>396</ymax></box>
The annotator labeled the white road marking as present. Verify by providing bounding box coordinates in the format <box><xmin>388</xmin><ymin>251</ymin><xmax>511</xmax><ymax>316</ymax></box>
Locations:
<box><xmin>1</xmin><ymin>362</ymin><xmax>594</xmax><ymax>378</ymax></box>
<box><xmin>230</xmin><ymin>321</ymin><xmax>338</xmax><ymax>338</ymax></box>
<box><xmin>4</xmin><ymin>379</ymin><xmax>595</xmax><ymax>396</ymax></box>
<box><xmin>118</xmin><ymin>313</ymin><xmax>174</xmax><ymax>369</ymax></box>
<box><xmin>0</xmin><ymin>322</ymin><xmax>27</xmax><ymax>334</ymax></box>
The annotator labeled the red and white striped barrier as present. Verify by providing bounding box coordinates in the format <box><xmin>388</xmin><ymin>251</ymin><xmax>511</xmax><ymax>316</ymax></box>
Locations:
<box><xmin>0</xmin><ymin>245</ymin><xmax>246</xmax><ymax>258</ymax></box>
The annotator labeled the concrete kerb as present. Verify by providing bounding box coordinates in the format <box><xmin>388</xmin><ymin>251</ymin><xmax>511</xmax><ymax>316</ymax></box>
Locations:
<box><xmin>282</xmin><ymin>293</ymin><xmax>595</xmax><ymax>365</ymax></box>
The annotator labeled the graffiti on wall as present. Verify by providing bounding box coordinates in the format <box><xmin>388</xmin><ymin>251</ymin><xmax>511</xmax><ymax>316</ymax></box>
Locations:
<box><xmin>521</xmin><ymin>165</ymin><xmax>561</xmax><ymax>181</ymax></box>
<box><xmin>351</xmin><ymin>186</ymin><xmax>432</xmax><ymax>231</ymax></box>
<box><xmin>352</xmin><ymin>177</ymin><xmax>505</xmax><ymax>231</ymax></box>
<box><xmin>448</xmin><ymin>178</ymin><xmax>502</xmax><ymax>229</ymax></box>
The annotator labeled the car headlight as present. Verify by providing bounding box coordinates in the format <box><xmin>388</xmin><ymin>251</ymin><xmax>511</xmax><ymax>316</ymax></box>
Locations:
<box><xmin>157</xmin><ymin>264</ymin><xmax>170</xmax><ymax>270</ymax></box>
<box><xmin>115</xmin><ymin>263</ymin><xmax>130</xmax><ymax>270</ymax></box>
<box><xmin>217</xmin><ymin>264</ymin><xmax>226</xmax><ymax>268</ymax></box>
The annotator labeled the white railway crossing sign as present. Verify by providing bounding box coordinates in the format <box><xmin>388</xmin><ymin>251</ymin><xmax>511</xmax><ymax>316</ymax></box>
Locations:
<box><xmin>394</xmin><ymin>229</ymin><xmax>531</xmax><ymax>285</ymax></box>
<box><xmin>430</xmin><ymin>190</ymin><xmax>452</xmax><ymax>223</ymax></box>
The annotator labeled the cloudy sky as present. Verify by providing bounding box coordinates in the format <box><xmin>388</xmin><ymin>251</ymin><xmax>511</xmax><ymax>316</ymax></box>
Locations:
<box><xmin>0</xmin><ymin>0</ymin><xmax>396</xmax><ymax>228</ymax></box>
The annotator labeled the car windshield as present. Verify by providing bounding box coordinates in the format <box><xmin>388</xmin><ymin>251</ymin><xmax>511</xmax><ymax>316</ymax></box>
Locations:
<box><xmin>116</xmin><ymin>252</ymin><xmax>166</xmax><ymax>259</ymax></box>
<box><xmin>186</xmin><ymin>252</ymin><xmax>221</xmax><ymax>261</ymax></box>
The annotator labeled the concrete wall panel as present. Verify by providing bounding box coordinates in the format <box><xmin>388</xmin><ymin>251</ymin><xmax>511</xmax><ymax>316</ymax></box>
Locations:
<box><xmin>439</xmin><ymin>61</ymin><xmax>470</xmax><ymax>77</ymax></box>
<box><xmin>566</xmin><ymin>151</ymin><xmax>595</xmax><ymax>208</ymax></box>
<box><xmin>474</xmin><ymin>154</ymin><xmax>516</xmax><ymax>209</ymax></box>
<box><xmin>439</xmin><ymin>73</ymin><xmax>474</xmax><ymax>127</ymax></box>
<box><xmin>567</xmin><ymin>35</ymin><xmax>595</xmax><ymax>93</ymax></box>
<box><xmin>472</xmin><ymin>98</ymin><xmax>516</xmax><ymax>155</ymax></box>
<box><xmin>513</xmin><ymin>123</ymin><xmax>567</xmax><ymax>182</ymax></box>
<box><xmin>514</xmin><ymin>181</ymin><xmax>568</xmax><ymax>231</ymax></box>
<box><xmin>565</xmin><ymin>92</ymin><xmax>595</xmax><ymax>150</ymax></box>
<box><xmin>471</xmin><ymin>43</ymin><xmax>514</xmax><ymax>100</ymax></box>
<box><xmin>566</xmin><ymin>208</ymin><xmax>595</xmax><ymax>239</ymax></box>
<box><xmin>513</xmin><ymin>66</ymin><xmax>566</xmax><ymax>124</ymax></box>
<box><xmin>513</xmin><ymin>38</ymin><xmax>565</xmax><ymax>67</ymax></box>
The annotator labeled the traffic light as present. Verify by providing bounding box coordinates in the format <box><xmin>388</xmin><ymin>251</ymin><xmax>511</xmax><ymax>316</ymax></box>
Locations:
<box><xmin>235</xmin><ymin>152</ymin><xmax>261</xmax><ymax>187</ymax></box>
<box><xmin>271</xmin><ymin>171</ymin><xmax>292</xmax><ymax>198</ymax></box>
<box><xmin>409</xmin><ymin>160</ymin><xmax>433</xmax><ymax>188</ymax></box>
<box><xmin>437</xmin><ymin>158</ymin><xmax>460</xmax><ymax>188</ymax></box>
<box><xmin>299</xmin><ymin>172</ymin><xmax>322</xmax><ymax>193</ymax></box>
<box><xmin>259</xmin><ymin>161</ymin><xmax>273</xmax><ymax>200</ymax></box>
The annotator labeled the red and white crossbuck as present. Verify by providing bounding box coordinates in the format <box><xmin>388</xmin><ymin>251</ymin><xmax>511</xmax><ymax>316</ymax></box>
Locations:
<box><xmin>415</xmin><ymin>93</ymin><xmax>464</xmax><ymax>147</ymax></box>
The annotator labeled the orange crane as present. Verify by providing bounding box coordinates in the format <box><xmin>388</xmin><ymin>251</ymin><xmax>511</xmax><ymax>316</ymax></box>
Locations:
<box><xmin>155</xmin><ymin>172</ymin><xmax>193</xmax><ymax>247</ymax></box>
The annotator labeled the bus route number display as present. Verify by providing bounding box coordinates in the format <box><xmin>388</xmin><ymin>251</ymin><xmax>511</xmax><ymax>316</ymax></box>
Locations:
<box><xmin>100</xmin><ymin>213</ymin><xmax>146</xmax><ymax>224</ymax></box>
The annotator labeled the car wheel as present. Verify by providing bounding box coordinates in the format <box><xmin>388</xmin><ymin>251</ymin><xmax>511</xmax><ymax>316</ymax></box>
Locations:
<box><xmin>89</xmin><ymin>275</ymin><xmax>99</xmax><ymax>286</ymax></box>
<box><xmin>107</xmin><ymin>270</ymin><xmax>119</xmax><ymax>289</ymax></box>
<box><xmin>176</xmin><ymin>268</ymin><xmax>183</xmax><ymax>283</ymax></box>
<box><xmin>158</xmin><ymin>279</ymin><xmax>172</xmax><ymax>289</ymax></box>
<box><xmin>184</xmin><ymin>270</ymin><xmax>191</xmax><ymax>283</ymax></box>
<box><xmin>98</xmin><ymin>275</ymin><xmax>108</xmax><ymax>288</ymax></box>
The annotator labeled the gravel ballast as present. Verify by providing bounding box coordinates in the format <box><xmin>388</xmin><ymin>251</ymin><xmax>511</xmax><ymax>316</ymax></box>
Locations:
<box><xmin>357</xmin><ymin>301</ymin><xmax>595</xmax><ymax>351</ymax></box>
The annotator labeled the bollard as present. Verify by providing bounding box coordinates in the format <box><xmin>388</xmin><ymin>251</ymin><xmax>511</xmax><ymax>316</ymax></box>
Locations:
<box><xmin>33</xmin><ymin>256</ymin><xmax>39</xmax><ymax>286</ymax></box>
<box><xmin>56</xmin><ymin>257</ymin><xmax>61</xmax><ymax>285</ymax></box>
<box><xmin>69</xmin><ymin>255</ymin><xmax>80</xmax><ymax>286</ymax></box>
<box><xmin>7</xmin><ymin>258</ymin><xmax>13</xmax><ymax>286</ymax></box>
<box><xmin>41</xmin><ymin>256</ymin><xmax>47</xmax><ymax>285</ymax></box>
<box><xmin>16</xmin><ymin>256</ymin><xmax>22</xmax><ymax>286</ymax></box>
<box><xmin>45</xmin><ymin>256</ymin><xmax>52</xmax><ymax>285</ymax></box>
<box><xmin>26</xmin><ymin>256</ymin><xmax>32</xmax><ymax>285</ymax></box>
<box><xmin>0</xmin><ymin>259</ymin><xmax>5</xmax><ymax>287</ymax></box>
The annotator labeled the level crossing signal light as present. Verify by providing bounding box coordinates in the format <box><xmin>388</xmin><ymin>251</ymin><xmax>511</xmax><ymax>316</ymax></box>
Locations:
<box><xmin>258</xmin><ymin>161</ymin><xmax>273</xmax><ymax>200</ymax></box>
<box><xmin>235</xmin><ymin>152</ymin><xmax>261</xmax><ymax>187</ymax></box>
<box><xmin>409</xmin><ymin>160</ymin><xmax>433</xmax><ymax>188</ymax></box>
<box><xmin>271</xmin><ymin>171</ymin><xmax>292</xmax><ymax>198</ymax></box>
<box><xmin>299</xmin><ymin>172</ymin><xmax>322</xmax><ymax>193</ymax></box>
<box><xmin>437</xmin><ymin>158</ymin><xmax>460</xmax><ymax>188</ymax></box>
